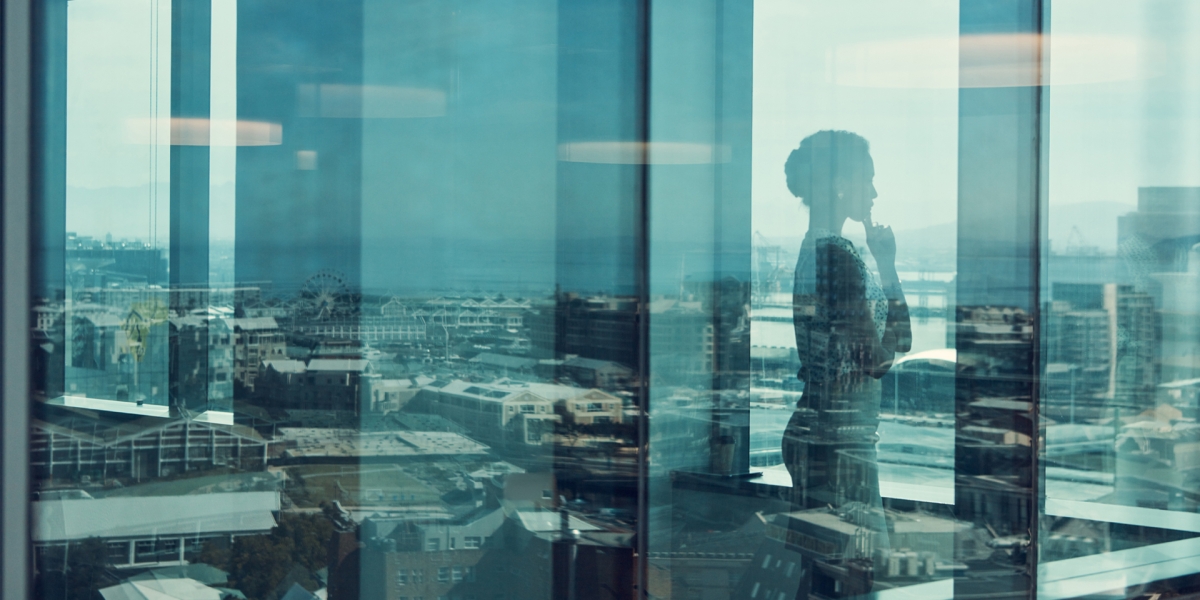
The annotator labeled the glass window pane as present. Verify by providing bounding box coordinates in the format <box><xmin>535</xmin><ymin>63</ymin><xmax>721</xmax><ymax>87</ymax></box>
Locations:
<box><xmin>1040</xmin><ymin>1</ymin><xmax>1200</xmax><ymax>597</ymax></box>
<box><xmin>646</xmin><ymin>0</ymin><xmax>961</xmax><ymax>597</ymax></box>
<box><xmin>26</xmin><ymin>0</ymin><xmax>1200</xmax><ymax>597</ymax></box>
<box><xmin>31</xmin><ymin>1</ymin><xmax>642</xmax><ymax>599</ymax></box>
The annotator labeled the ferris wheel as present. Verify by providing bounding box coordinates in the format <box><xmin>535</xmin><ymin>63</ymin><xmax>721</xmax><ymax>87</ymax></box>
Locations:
<box><xmin>299</xmin><ymin>269</ymin><xmax>352</xmax><ymax>320</ymax></box>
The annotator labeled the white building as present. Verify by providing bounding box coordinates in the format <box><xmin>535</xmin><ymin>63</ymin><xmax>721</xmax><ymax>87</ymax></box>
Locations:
<box><xmin>33</xmin><ymin>491</ymin><xmax>279</xmax><ymax>569</ymax></box>
<box><xmin>231</xmin><ymin>317</ymin><xmax>285</xmax><ymax>390</ymax></box>
<box><xmin>513</xmin><ymin>381</ymin><xmax>624</xmax><ymax>425</ymax></box>
<box><xmin>425</xmin><ymin>380</ymin><xmax>559</xmax><ymax>446</ymax></box>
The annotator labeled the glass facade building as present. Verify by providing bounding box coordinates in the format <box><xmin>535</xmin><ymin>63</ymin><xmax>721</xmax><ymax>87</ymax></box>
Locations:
<box><xmin>4</xmin><ymin>0</ymin><xmax>1200</xmax><ymax>598</ymax></box>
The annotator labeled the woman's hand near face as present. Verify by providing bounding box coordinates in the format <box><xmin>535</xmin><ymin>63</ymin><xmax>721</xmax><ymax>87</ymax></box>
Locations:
<box><xmin>865</xmin><ymin>223</ymin><xmax>897</xmax><ymax>271</ymax></box>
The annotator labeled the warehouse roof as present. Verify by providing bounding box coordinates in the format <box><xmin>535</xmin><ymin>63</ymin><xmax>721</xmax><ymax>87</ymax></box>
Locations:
<box><xmin>33</xmin><ymin>491</ymin><xmax>279</xmax><ymax>542</ymax></box>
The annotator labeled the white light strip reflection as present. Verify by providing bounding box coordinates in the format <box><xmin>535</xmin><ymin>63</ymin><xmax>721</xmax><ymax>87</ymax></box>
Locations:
<box><xmin>752</xmin><ymin>465</ymin><xmax>956</xmax><ymax>505</ymax></box>
<box><xmin>833</xmin><ymin>33</ymin><xmax>1157</xmax><ymax>89</ymax></box>
<box><xmin>1045</xmin><ymin>497</ymin><xmax>1200</xmax><ymax>533</ymax></box>
<box><xmin>123</xmin><ymin>117</ymin><xmax>282</xmax><ymax>146</ymax></box>
<box><xmin>859</xmin><ymin>578</ymin><xmax>952</xmax><ymax>600</ymax></box>
<box><xmin>47</xmin><ymin>395</ymin><xmax>170</xmax><ymax>418</ymax></box>
<box><xmin>209</xmin><ymin>0</ymin><xmax>237</xmax><ymax>289</ymax></box>
<box><xmin>192</xmin><ymin>410</ymin><xmax>235</xmax><ymax>425</ymax></box>
<box><xmin>557</xmin><ymin>141</ymin><xmax>732</xmax><ymax>164</ymax></box>
<box><xmin>1041</xmin><ymin>536</ymin><xmax>1200</xmax><ymax>600</ymax></box>
<box><xmin>880</xmin><ymin>479</ymin><xmax>954</xmax><ymax>505</ymax></box>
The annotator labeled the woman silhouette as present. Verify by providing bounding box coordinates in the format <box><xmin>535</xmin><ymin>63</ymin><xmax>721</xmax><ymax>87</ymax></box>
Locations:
<box><xmin>782</xmin><ymin>131</ymin><xmax>911</xmax><ymax>546</ymax></box>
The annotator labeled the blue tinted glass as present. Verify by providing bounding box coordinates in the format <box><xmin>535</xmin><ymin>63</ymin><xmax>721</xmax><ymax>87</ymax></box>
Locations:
<box><xmin>25</xmin><ymin>0</ymin><xmax>1200</xmax><ymax>598</ymax></box>
<box><xmin>1040</xmin><ymin>2</ymin><xmax>1200</xmax><ymax>597</ymax></box>
<box><xmin>31</xmin><ymin>1</ymin><xmax>643</xmax><ymax>598</ymax></box>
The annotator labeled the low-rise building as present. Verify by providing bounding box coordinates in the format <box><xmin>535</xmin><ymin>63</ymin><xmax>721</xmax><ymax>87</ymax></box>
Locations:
<box><xmin>257</xmin><ymin>358</ymin><xmax>372</xmax><ymax>413</ymax></box>
<box><xmin>359</xmin><ymin>508</ymin><xmax>505</xmax><ymax>600</ymax></box>
<box><xmin>357</xmin><ymin>506</ymin><xmax>634</xmax><ymax>600</ymax></box>
<box><xmin>277</xmin><ymin>428</ymin><xmax>489</xmax><ymax>463</ymax></box>
<box><xmin>31</xmin><ymin>406</ymin><xmax>269</xmax><ymax>482</ymax></box>
<box><xmin>170</xmin><ymin>312</ymin><xmax>234</xmax><ymax>414</ymax></box>
<box><xmin>231</xmin><ymin>317</ymin><xmax>285</xmax><ymax>390</ymax></box>
<box><xmin>65</xmin><ymin>301</ymin><xmax>171</xmax><ymax>407</ymax></box>
<box><xmin>468</xmin><ymin>352</ymin><xmax>538</xmax><ymax>377</ymax></box>
<box><xmin>361</xmin><ymin>375</ymin><xmax>423</xmax><ymax>413</ymax></box>
<box><xmin>558</xmin><ymin>356</ymin><xmax>636</xmax><ymax>390</ymax></box>
<box><xmin>98</xmin><ymin>572</ymin><xmax>231</xmax><ymax>600</ymax></box>
<box><xmin>414</xmin><ymin>296</ymin><xmax>532</xmax><ymax>330</ymax></box>
<box><xmin>294</xmin><ymin>314</ymin><xmax>427</xmax><ymax>343</ymax></box>
<box><xmin>33</xmin><ymin>491</ymin><xmax>279</xmax><ymax>570</ymax></box>
<box><xmin>423</xmin><ymin>380</ymin><xmax>558</xmax><ymax>447</ymax></box>
<box><xmin>518</xmin><ymin>382</ymin><xmax>624</xmax><ymax>425</ymax></box>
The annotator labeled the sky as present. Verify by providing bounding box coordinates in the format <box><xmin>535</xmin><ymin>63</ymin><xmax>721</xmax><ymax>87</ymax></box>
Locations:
<box><xmin>62</xmin><ymin>0</ymin><xmax>1200</xmax><ymax>261</ymax></box>
<box><xmin>752</xmin><ymin>0</ymin><xmax>960</xmax><ymax>240</ymax></box>
<box><xmin>65</xmin><ymin>0</ymin><xmax>237</xmax><ymax>243</ymax></box>
<box><xmin>752</xmin><ymin>0</ymin><xmax>1200</xmax><ymax>251</ymax></box>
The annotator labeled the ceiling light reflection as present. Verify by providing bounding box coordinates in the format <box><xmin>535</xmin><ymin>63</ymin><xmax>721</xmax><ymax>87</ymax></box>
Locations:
<box><xmin>833</xmin><ymin>33</ymin><xmax>1155</xmax><ymax>89</ymax></box>
<box><xmin>557</xmin><ymin>141</ymin><xmax>732</xmax><ymax>164</ymax></box>
<box><xmin>124</xmin><ymin>118</ymin><xmax>282</xmax><ymax>146</ymax></box>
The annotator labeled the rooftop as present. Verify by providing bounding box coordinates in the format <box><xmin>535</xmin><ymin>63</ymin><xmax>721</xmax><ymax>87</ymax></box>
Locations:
<box><xmin>562</xmin><ymin>356</ymin><xmax>634</xmax><ymax>372</ymax></box>
<box><xmin>894</xmin><ymin>348</ymin><xmax>957</xmax><ymax>369</ymax></box>
<box><xmin>469</xmin><ymin>352</ymin><xmax>537</xmax><ymax>369</ymax></box>
<box><xmin>230</xmin><ymin>317</ymin><xmax>278</xmax><ymax>331</ymax></box>
<box><xmin>100</xmin><ymin>577</ymin><xmax>226</xmax><ymax>600</ymax></box>
<box><xmin>515</xmin><ymin>510</ymin><xmax>603</xmax><ymax>533</ymax></box>
<box><xmin>307</xmin><ymin>359</ymin><xmax>371</xmax><ymax>372</ymax></box>
<box><xmin>34</xmin><ymin>403</ymin><xmax>265</xmax><ymax>447</ymax></box>
<box><xmin>280</xmin><ymin>428</ymin><xmax>489</xmax><ymax>460</ymax></box>
<box><xmin>437</xmin><ymin>380</ymin><xmax>533</xmax><ymax>402</ymax></box>
<box><xmin>517</xmin><ymin>382</ymin><xmax>618</xmax><ymax>403</ymax></box>
<box><xmin>263</xmin><ymin>359</ymin><xmax>307</xmax><ymax>374</ymax></box>
<box><xmin>33</xmin><ymin>491</ymin><xmax>280</xmax><ymax>542</ymax></box>
<box><xmin>437</xmin><ymin>379</ymin><xmax>614</xmax><ymax>405</ymax></box>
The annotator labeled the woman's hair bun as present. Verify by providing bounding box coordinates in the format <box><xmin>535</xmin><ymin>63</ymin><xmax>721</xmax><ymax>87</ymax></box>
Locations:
<box><xmin>784</xmin><ymin>130</ymin><xmax>870</xmax><ymax>206</ymax></box>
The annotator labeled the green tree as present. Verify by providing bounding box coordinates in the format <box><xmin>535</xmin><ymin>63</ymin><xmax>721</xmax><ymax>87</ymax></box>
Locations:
<box><xmin>33</xmin><ymin>537</ymin><xmax>116</xmax><ymax>600</ymax></box>
<box><xmin>229</xmin><ymin>534</ymin><xmax>297</xmax><ymax>600</ymax></box>
<box><xmin>218</xmin><ymin>513</ymin><xmax>335</xmax><ymax>600</ymax></box>
<box><xmin>276</xmin><ymin>512</ymin><xmax>334</xmax><ymax>572</ymax></box>
<box><xmin>196</xmin><ymin>536</ymin><xmax>232</xmax><ymax>572</ymax></box>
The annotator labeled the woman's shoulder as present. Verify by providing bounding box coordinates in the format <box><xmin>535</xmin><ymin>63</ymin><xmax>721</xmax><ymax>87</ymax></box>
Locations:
<box><xmin>798</xmin><ymin>231</ymin><xmax>863</xmax><ymax>278</ymax></box>
<box><xmin>807</xmin><ymin>235</ymin><xmax>868</xmax><ymax>287</ymax></box>
<box><xmin>809</xmin><ymin>234</ymin><xmax>859</xmax><ymax>258</ymax></box>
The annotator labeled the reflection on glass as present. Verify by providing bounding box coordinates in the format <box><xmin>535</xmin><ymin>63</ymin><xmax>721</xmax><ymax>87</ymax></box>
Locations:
<box><xmin>783</xmin><ymin>129</ymin><xmax>912</xmax><ymax>566</ymax></box>
<box><xmin>25</xmin><ymin>0</ymin><xmax>1200</xmax><ymax>598</ymax></box>
<box><xmin>33</xmin><ymin>1</ymin><xmax>640</xmax><ymax>599</ymax></box>
<box><xmin>645</xmin><ymin>1</ymin><xmax>965</xmax><ymax>598</ymax></box>
<box><xmin>1040</xmin><ymin>3</ymin><xmax>1200</xmax><ymax>597</ymax></box>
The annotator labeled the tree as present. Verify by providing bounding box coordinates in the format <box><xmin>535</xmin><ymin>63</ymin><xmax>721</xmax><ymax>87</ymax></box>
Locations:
<box><xmin>229</xmin><ymin>534</ymin><xmax>297</xmax><ymax>600</ymax></box>
<box><xmin>33</xmin><ymin>537</ymin><xmax>116</xmax><ymax>600</ymax></box>
<box><xmin>212</xmin><ymin>513</ymin><xmax>335</xmax><ymax>600</ymax></box>
<box><xmin>276</xmin><ymin>512</ymin><xmax>333</xmax><ymax>573</ymax></box>
<box><xmin>196</xmin><ymin>536</ymin><xmax>232</xmax><ymax>572</ymax></box>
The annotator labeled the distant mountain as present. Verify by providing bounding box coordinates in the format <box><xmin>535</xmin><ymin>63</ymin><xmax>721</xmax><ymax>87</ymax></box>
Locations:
<box><xmin>66</xmin><ymin>182</ymin><xmax>237</xmax><ymax>241</ymax></box>
<box><xmin>755</xmin><ymin>201</ymin><xmax>1136</xmax><ymax>278</ymax></box>
<box><xmin>66</xmin><ymin>184</ymin><xmax>161</xmax><ymax>240</ymax></box>
<box><xmin>887</xmin><ymin>200</ymin><xmax>1136</xmax><ymax>255</ymax></box>
<box><xmin>756</xmin><ymin>222</ymin><xmax>954</xmax><ymax>257</ymax></box>
<box><xmin>895</xmin><ymin>220</ymin><xmax>956</xmax><ymax>252</ymax></box>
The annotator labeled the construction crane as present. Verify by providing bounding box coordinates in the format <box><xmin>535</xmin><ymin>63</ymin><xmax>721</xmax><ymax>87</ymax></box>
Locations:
<box><xmin>753</xmin><ymin>231</ymin><xmax>787</xmax><ymax>306</ymax></box>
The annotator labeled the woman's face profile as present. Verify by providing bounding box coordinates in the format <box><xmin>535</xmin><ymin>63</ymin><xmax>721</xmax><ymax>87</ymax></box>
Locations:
<box><xmin>839</xmin><ymin>153</ymin><xmax>878</xmax><ymax>224</ymax></box>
